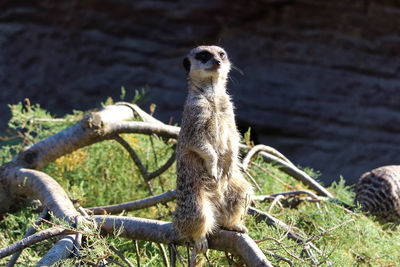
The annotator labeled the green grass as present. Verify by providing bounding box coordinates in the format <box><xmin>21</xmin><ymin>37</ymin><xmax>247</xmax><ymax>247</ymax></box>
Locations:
<box><xmin>1</xmin><ymin>100</ymin><xmax>400</xmax><ymax>266</ymax></box>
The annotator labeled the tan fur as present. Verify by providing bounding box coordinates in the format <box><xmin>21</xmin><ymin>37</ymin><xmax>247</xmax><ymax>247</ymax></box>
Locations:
<box><xmin>173</xmin><ymin>45</ymin><xmax>253</xmax><ymax>252</ymax></box>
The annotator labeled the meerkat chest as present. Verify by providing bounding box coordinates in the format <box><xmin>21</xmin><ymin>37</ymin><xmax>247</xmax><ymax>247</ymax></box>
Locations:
<box><xmin>210</xmin><ymin>99</ymin><xmax>234</xmax><ymax>150</ymax></box>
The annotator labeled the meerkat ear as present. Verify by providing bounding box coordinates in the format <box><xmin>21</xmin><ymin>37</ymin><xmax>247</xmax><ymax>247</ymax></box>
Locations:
<box><xmin>183</xmin><ymin>57</ymin><xmax>191</xmax><ymax>73</ymax></box>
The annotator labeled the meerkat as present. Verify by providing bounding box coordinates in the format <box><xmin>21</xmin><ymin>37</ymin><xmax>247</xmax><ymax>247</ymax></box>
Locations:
<box><xmin>173</xmin><ymin>45</ymin><xmax>253</xmax><ymax>252</ymax></box>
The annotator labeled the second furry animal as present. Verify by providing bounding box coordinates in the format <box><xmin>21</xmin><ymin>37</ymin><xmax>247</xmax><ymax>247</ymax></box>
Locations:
<box><xmin>173</xmin><ymin>45</ymin><xmax>253</xmax><ymax>252</ymax></box>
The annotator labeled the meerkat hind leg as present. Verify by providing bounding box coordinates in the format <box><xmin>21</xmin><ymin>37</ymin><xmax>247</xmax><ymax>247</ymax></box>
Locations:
<box><xmin>220</xmin><ymin>173</ymin><xmax>252</xmax><ymax>234</ymax></box>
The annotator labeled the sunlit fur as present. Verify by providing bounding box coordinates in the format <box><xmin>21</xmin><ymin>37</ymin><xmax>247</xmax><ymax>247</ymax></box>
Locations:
<box><xmin>173</xmin><ymin>45</ymin><xmax>253</xmax><ymax>252</ymax></box>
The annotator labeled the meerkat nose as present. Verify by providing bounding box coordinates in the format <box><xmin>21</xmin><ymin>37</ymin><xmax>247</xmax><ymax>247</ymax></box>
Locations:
<box><xmin>213</xmin><ymin>59</ymin><xmax>221</xmax><ymax>67</ymax></box>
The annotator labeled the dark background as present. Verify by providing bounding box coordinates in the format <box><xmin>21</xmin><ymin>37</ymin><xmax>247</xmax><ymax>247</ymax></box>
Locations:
<box><xmin>1</xmin><ymin>0</ymin><xmax>400</xmax><ymax>185</ymax></box>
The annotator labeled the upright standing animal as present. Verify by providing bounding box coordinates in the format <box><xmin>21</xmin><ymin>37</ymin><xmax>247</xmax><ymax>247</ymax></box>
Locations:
<box><xmin>173</xmin><ymin>45</ymin><xmax>253</xmax><ymax>252</ymax></box>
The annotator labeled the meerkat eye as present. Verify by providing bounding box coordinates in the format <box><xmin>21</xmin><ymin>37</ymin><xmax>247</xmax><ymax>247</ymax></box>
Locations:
<box><xmin>219</xmin><ymin>52</ymin><xmax>225</xmax><ymax>59</ymax></box>
<box><xmin>195</xmin><ymin>51</ymin><xmax>212</xmax><ymax>63</ymax></box>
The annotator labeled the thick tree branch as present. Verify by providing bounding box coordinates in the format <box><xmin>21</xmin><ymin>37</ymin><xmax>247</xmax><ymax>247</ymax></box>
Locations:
<box><xmin>36</xmin><ymin>235</ymin><xmax>77</xmax><ymax>267</ymax></box>
<box><xmin>93</xmin><ymin>216</ymin><xmax>273</xmax><ymax>267</ymax></box>
<box><xmin>0</xmin><ymin>167</ymin><xmax>79</xmax><ymax>220</ymax></box>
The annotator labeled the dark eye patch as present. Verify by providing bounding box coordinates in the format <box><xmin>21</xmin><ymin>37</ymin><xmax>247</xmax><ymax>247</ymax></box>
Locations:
<box><xmin>195</xmin><ymin>51</ymin><xmax>212</xmax><ymax>63</ymax></box>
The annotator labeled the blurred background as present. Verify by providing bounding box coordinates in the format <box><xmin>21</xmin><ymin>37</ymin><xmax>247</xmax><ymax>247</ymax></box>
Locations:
<box><xmin>1</xmin><ymin>0</ymin><xmax>400</xmax><ymax>185</ymax></box>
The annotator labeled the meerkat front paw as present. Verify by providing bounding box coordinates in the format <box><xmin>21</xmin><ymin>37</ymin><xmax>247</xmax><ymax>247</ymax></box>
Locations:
<box><xmin>194</xmin><ymin>236</ymin><xmax>208</xmax><ymax>253</ymax></box>
<box><xmin>227</xmin><ymin>224</ymin><xmax>248</xmax><ymax>233</ymax></box>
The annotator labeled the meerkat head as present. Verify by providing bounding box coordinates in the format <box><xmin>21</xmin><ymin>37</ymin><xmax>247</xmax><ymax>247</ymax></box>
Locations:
<box><xmin>183</xmin><ymin>45</ymin><xmax>231</xmax><ymax>83</ymax></box>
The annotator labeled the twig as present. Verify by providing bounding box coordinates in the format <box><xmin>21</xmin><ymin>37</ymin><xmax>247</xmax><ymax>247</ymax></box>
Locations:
<box><xmin>242</xmin><ymin>168</ymin><xmax>263</xmax><ymax>194</ymax></box>
<box><xmin>204</xmin><ymin>252</ymin><xmax>213</xmax><ymax>267</ymax></box>
<box><xmin>264</xmin><ymin>250</ymin><xmax>294</xmax><ymax>267</ymax></box>
<box><xmin>0</xmin><ymin>227</ymin><xmax>76</xmax><ymax>259</ymax></box>
<box><xmin>169</xmin><ymin>244</ymin><xmax>176</xmax><ymax>267</ymax></box>
<box><xmin>110</xmin><ymin>245</ymin><xmax>134</xmax><ymax>267</ymax></box>
<box><xmin>189</xmin><ymin>245</ymin><xmax>197</xmax><ymax>267</ymax></box>
<box><xmin>268</xmin><ymin>195</ymin><xmax>284</xmax><ymax>212</ymax></box>
<box><xmin>106</xmin><ymin>258</ymin><xmax>125</xmax><ymax>267</ymax></box>
<box><xmin>303</xmin><ymin>218</ymin><xmax>355</xmax><ymax>244</ymax></box>
<box><xmin>260</xmin><ymin>238</ymin><xmax>305</xmax><ymax>263</ymax></box>
<box><xmin>171</xmin><ymin>244</ymin><xmax>186</xmax><ymax>267</ymax></box>
<box><xmin>7</xmin><ymin>207</ymin><xmax>49</xmax><ymax>267</ymax></box>
<box><xmin>133</xmin><ymin>240</ymin><xmax>141</xmax><ymax>267</ymax></box>
<box><xmin>157</xmin><ymin>243</ymin><xmax>170</xmax><ymax>267</ymax></box>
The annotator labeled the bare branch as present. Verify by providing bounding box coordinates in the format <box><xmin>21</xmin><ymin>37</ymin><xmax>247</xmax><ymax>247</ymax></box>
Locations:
<box><xmin>1</xmin><ymin>168</ymin><xmax>80</xmax><ymax>220</ymax></box>
<box><xmin>304</xmin><ymin>218</ymin><xmax>355</xmax><ymax>244</ymax></box>
<box><xmin>241</xmin><ymin>168</ymin><xmax>263</xmax><ymax>194</ymax></box>
<box><xmin>0</xmin><ymin>227</ymin><xmax>76</xmax><ymax>259</ymax></box>
<box><xmin>242</xmin><ymin>144</ymin><xmax>295</xmax><ymax>170</ymax></box>
<box><xmin>36</xmin><ymin>234</ymin><xmax>77</xmax><ymax>267</ymax></box>
<box><xmin>133</xmin><ymin>241</ymin><xmax>141</xmax><ymax>267</ymax></box>
<box><xmin>252</xmin><ymin>190</ymin><xmax>321</xmax><ymax>202</ymax></box>
<box><xmin>248</xmin><ymin>207</ymin><xmax>327</xmax><ymax>261</ymax></box>
<box><xmin>7</xmin><ymin>208</ymin><xmax>49</xmax><ymax>267</ymax></box>
<box><xmin>87</xmin><ymin>190</ymin><xmax>177</xmax><ymax>215</ymax></box>
<box><xmin>157</xmin><ymin>243</ymin><xmax>170</xmax><ymax>267</ymax></box>
<box><xmin>258</xmin><ymin>151</ymin><xmax>333</xmax><ymax>198</ymax></box>
<box><xmin>93</xmin><ymin>216</ymin><xmax>273</xmax><ymax>267</ymax></box>
<box><xmin>110</xmin><ymin>245</ymin><xmax>134</xmax><ymax>267</ymax></box>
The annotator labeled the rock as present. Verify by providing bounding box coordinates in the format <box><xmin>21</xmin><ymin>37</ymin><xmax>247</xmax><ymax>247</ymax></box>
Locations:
<box><xmin>1</xmin><ymin>1</ymin><xmax>400</xmax><ymax>184</ymax></box>
<box><xmin>355</xmin><ymin>166</ymin><xmax>400</xmax><ymax>224</ymax></box>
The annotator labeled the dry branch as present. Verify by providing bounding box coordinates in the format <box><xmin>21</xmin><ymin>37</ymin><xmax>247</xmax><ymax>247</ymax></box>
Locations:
<box><xmin>258</xmin><ymin>151</ymin><xmax>333</xmax><ymax>198</ymax></box>
<box><xmin>0</xmin><ymin>103</ymin><xmax>336</xmax><ymax>266</ymax></box>
<box><xmin>93</xmin><ymin>215</ymin><xmax>273</xmax><ymax>267</ymax></box>
<box><xmin>36</xmin><ymin>235</ymin><xmax>77</xmax><ymax>267</ymax></box>
<box><xmin>242</xmin><ymin>144</ymin><xmax>295</xmax><ymax>170</ymax></box>
<box><xmin>0</xmin><ymin>167</ymin><xmax>79</xmax><ymax>221</ymax></box>
<box><xmin>7</xmin><ymin>208</ymin><xmax>49</xmax><ymax>267</ymax></box>
<box><xmin>253</xmin><ymin>190</ymin><xmax>321</xmax><ymax>202</ymax></box>
<box><xmin>113</xmin><ymin>135</ymin><xmax>176</xmax><ymax>181</ymax></box>
<box><xmin>0</xmin><ymin>227</ymin><xmax>76</xmax><ymax>259</ymax></box>
<box><xmin>87</xmin><ymin>190</ymin><xmax>177</xmax><ymax>215</ymax></box>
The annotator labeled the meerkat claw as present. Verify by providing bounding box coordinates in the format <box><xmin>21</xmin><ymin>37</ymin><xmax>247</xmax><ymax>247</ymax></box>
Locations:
<box><xmin>195</xmin><ymin>237</ymin><xmax>208</xmax><ymax>253</ymax></box>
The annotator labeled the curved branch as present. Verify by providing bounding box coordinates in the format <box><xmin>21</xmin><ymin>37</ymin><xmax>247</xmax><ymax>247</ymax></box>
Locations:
<box><xmin>113</xmin><ymin>135</ymin><xmax>148</xmax><ymax>179</ymax></box>
<box><xmin>0</xmin><ymin>227</ymin><xmax>76</xmax><ymax>259</ymax></box>
<box><xmin>0</xmin><ymin>167</ymin><xmax>80</xmax><ymax>220</ymax></box>
<box><xmin>87</xmin><ymin>190</ymin><xmax>177</xmax><ymax>215</ymax></box>
<box><xmin>114</xmin><ymin>102</ymin><xmax>164</xmax><ymax>124</ymax></box>
<box><xmin>113</xmin><ymin>136</ymin><xmax>176</xmax><ymax>182</ymax></box>
<box><xmin>258</xmin><ymin>152</ymin><xmax>333</xmax><ymax>198</ymax></box>
<box><xmin>93</xmin><ymin>216</ymin><xmax>273</xmax><ymax>267</ymax></box>
<box><xmin>243</xmin><ymin>144</ymin><xmax>295</xmax><ymax>170</ymax></box>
